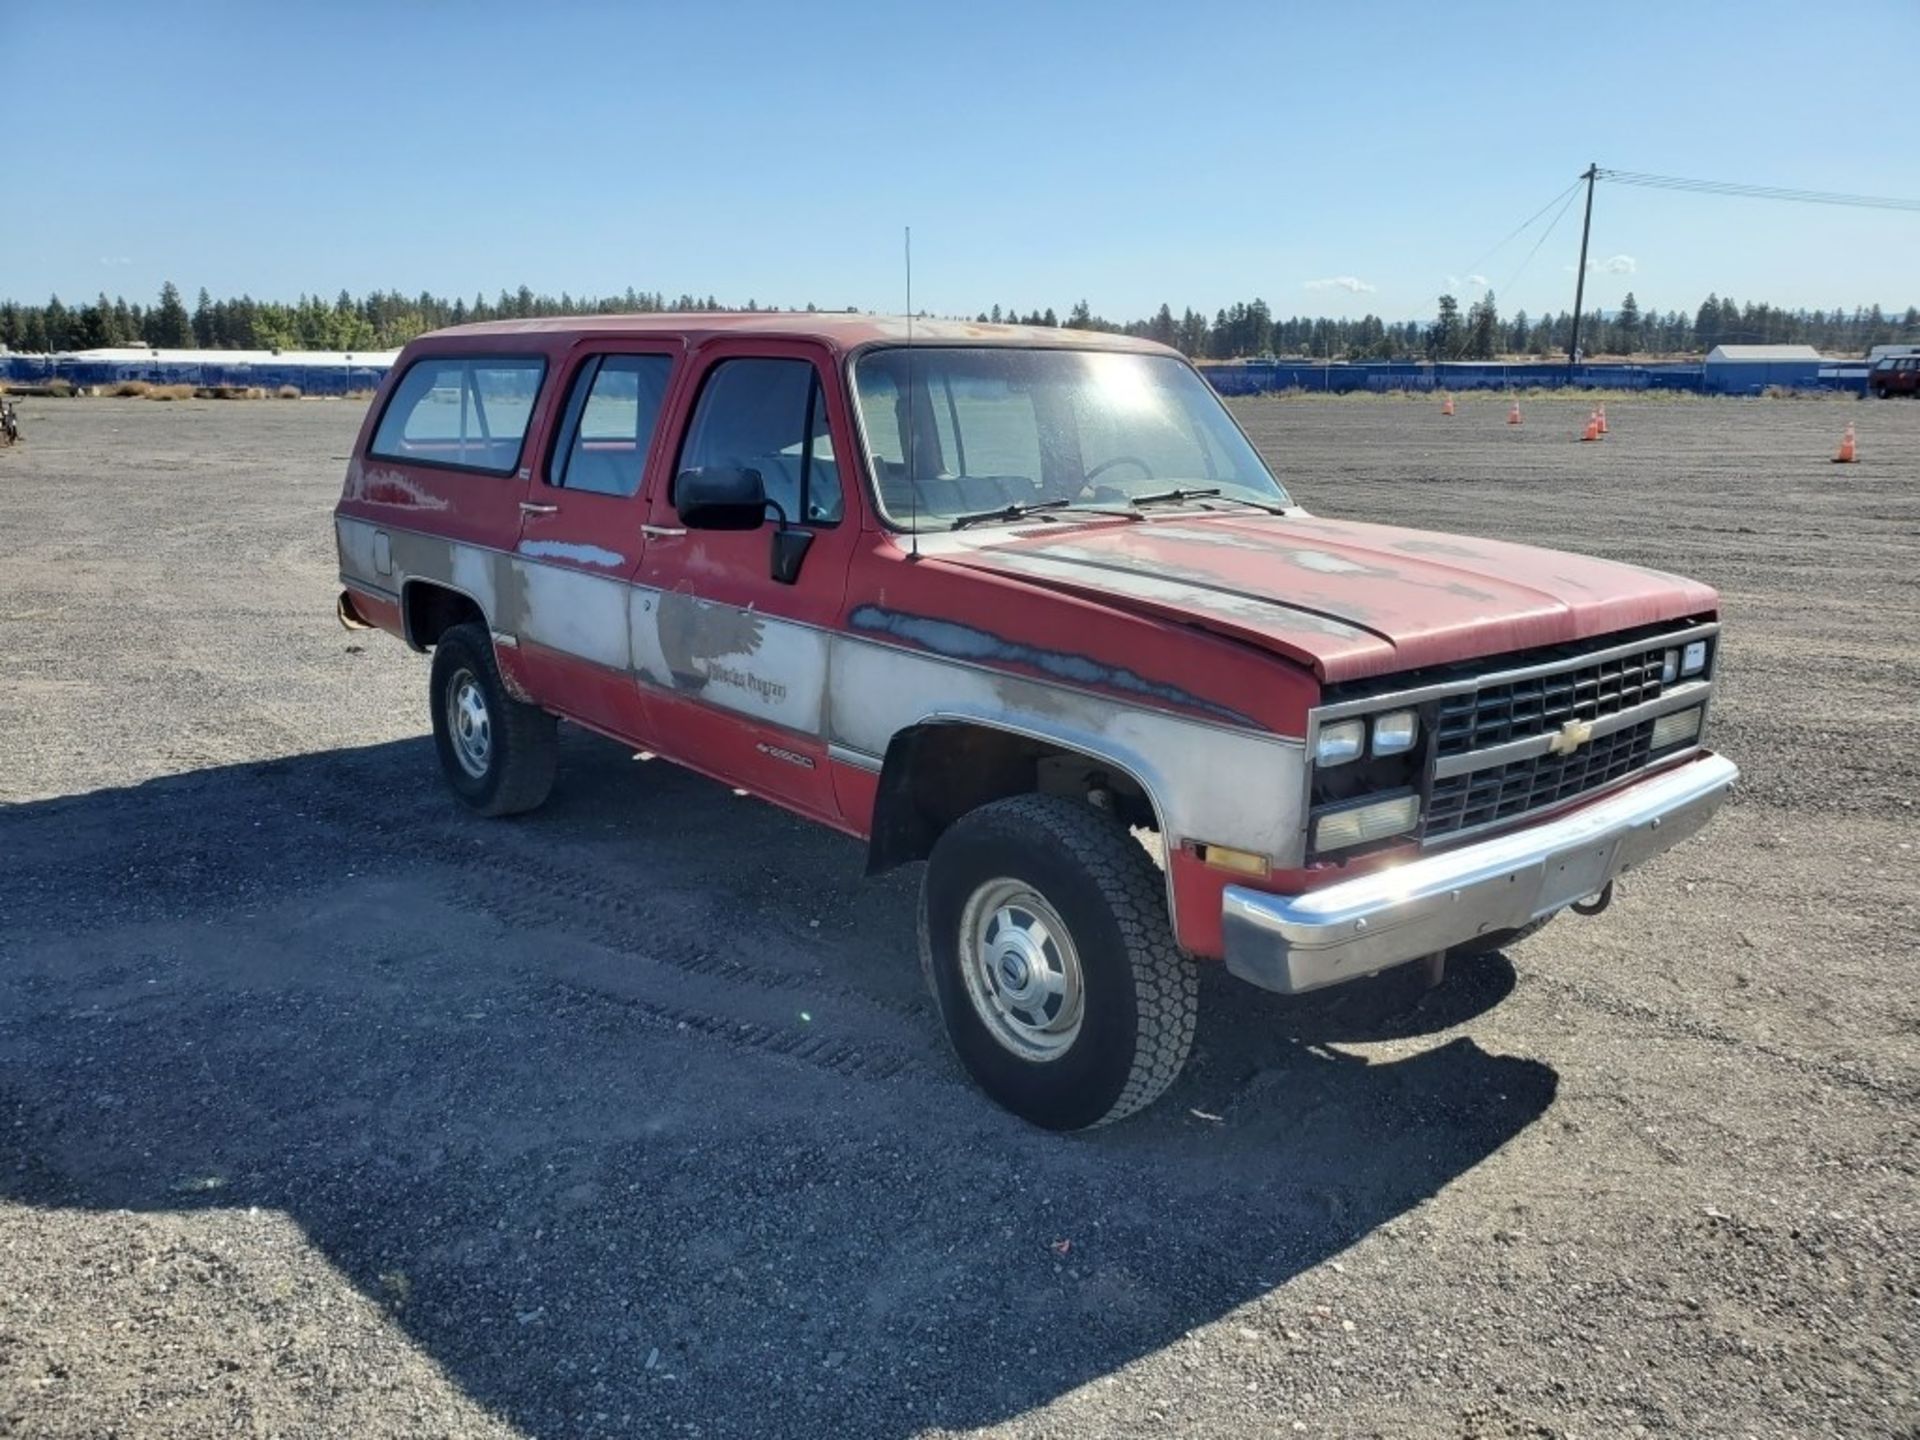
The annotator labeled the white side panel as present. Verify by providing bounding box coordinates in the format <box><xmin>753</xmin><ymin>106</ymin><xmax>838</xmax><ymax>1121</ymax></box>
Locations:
<box><xmin>344</xmin><ymin>520</ymin><xmax>1307</xmax><ymax>859</ymax></box>
<box><xmin>828</xmin><ymin>635</ymin><xmax>1305</xmax><ymax>858</ymax></box>
<box><xmin>450</xmin><ymin>544</ymin><xmax>500</xmax><ymax>619</ymax></box>
<box><xmin>516</xmin><ymin>561</ymin><xmax>631</xmax><ymax>670</ymax></box>
<box><xmin>634</xmin><ymin>588</ymin><xmax>830</xmax><ymax>735</ymax></box>
<box><xmin>628</xmin><ymin>587</ymin><xmax>671</xmax><ymax>685</ymax></box>
<box><xmin>335</xmin><ymin>516</ymin><xmax>383</xmax><ymax>587</ymax></box>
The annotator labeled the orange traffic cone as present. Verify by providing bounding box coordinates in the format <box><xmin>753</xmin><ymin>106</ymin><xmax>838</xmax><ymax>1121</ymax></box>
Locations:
<box><xmin>1441</xmin><ymin>392</ymin><xmax>1455</xmax><ymax>416</ymax></box>
<box><xmin>1580</xmin><ymin>413</ymin><xmax>1601</xmax><ymax>443</ymax></box>
<box><xmin>1508</xmin><ymin>399</ymin><xmax>1522</xmax><ymax>426</ymax></box>
<box><xmin>1596</xmin><ymin>403</ymin><xmax>1609</xmax><ymax>434</ymax></box>
<box><xmin>1832</xmin><ymin>422</ymin><xmax>1857</xmax><ymax>464</ymax></box>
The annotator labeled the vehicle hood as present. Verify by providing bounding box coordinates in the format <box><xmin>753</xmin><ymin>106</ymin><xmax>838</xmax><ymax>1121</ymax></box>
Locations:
<box><xmin>929</xmin><ymin>513</ymin><xmax>1719</xmax><ymax>682</ymax></box>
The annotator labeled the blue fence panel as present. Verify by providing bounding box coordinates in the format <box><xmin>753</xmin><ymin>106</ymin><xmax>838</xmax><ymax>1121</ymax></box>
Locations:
<box><xmin>1</xmin><ymin>354</ymin><xmax>394</xmax><ymax>395</ymax></box>
<box><xmin>1199</xmin><ymin>359</ymin><xmax>1724</xmax><ymax>396</ymax></box>
<box><xmin>3</xmin><ymin>351</ymin><xmax>1866</xmax><ymax>400</ymax></box>
<box><xmin>1701</xmin><ymin>360</ymin><xmax>1861</xmax><ymax>396</ymax></box>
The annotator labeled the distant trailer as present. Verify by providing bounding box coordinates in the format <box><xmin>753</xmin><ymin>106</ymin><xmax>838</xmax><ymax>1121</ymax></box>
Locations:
<box><xmin>1701</xmin><ymin>344</ymin><xmax>1843</xmax><ymax>395</ymax></box>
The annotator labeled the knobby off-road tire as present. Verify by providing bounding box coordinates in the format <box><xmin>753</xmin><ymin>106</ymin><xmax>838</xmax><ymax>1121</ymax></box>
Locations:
<box><xmin>1451</xmin><ymin>911</ymin><xmax>1556</xmax><ymax>959</ymax></box>
<box><xmin>428</xmin><ymin>622</ymin><xmax>557</xmax><ymax>817</ymax></box>
<box><xmin>919</xmin><ymin>794</ymin><xmax>1199</xmax><ymax>1130</ymax></box>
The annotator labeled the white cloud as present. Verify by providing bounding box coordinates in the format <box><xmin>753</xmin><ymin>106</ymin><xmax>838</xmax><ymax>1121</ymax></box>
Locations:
<box><xmin>1563</xmin><ymin>254</ymin><xmax>1637</xmax><ymax>276</ymax></box>
<box><xmin>1444</xmin><ymin>274</ymin><xmax>1491</xmax><ymax>291</ymax></box>
<box><xmin>1304</xmin><ymin>275</ymin><xmax>1376</xmax><ymax>294</ymax></box>
<box><xmin>99</xmin><ymin>255</ymin><xmax>131</xmax><ymax>267</ymax></box>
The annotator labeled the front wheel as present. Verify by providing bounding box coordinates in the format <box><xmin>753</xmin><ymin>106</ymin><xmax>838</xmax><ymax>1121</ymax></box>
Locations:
<box><xmin>428</xmin><ymin>622</ymin><xmax>557</xmax><ymax>816</ymax></box>
<box><xmin>919</xmin><ymin>795</ymin><xmax>1198</xmax><ymax>1130</ymax></box>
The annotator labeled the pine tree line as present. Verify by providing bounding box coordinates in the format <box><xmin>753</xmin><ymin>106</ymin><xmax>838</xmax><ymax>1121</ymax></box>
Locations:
<box><xmin>1055</xmin><ymin>292</ymin><xmax>1920</xmax><ymax>360</ymax></box>
<box><xmin>0</xmin><ymin>286</ymin><xmax>816</xmax><ymax>356</ymax></box>
<box><xmin>3</xmin><ymin>282</ymin><xmax>1915</xmax><ymax>360</ymax></box>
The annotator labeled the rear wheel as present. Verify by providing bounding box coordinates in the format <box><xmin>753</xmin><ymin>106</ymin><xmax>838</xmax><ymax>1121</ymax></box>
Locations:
<box><xmin>919</xmin><ymin>794</ymin><xmax>1198</xmax><ymax>1130</ymax></box>
<box><xmin>428</xmin><ymin>622</ymin><xmax>556</xmax><ymax>816</ymax></box>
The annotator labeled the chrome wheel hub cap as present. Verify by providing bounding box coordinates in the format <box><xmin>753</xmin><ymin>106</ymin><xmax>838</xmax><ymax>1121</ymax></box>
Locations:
<box><xmin>959</xmin><ymin>879</ymin><xmax>1084</xmax><ymax>1062</ymax></box>
<box><xmin>446</xmin><ymin>669</ymin><xmax>492</xmax><ymax>778</ymax></box>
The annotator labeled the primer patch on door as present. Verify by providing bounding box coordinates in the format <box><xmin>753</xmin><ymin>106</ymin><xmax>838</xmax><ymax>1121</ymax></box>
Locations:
<box><xmin>518</xmin><ymin>538</ymin><xmax>627</xmax><ymax>570</ymax></box>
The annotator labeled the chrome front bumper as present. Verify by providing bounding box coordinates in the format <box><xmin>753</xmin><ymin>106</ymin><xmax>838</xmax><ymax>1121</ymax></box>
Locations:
<box><xmin>1222</xmin><ymin>753</ymin><xmax>1738</xmax><ymax>995</ymax></box>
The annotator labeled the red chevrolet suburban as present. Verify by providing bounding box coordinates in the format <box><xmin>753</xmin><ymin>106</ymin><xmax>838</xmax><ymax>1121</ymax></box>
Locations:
<box><xmin>334</xmin><ymin>315</ymin><xmax>1736</xmax><ymax>1128</ymax></box>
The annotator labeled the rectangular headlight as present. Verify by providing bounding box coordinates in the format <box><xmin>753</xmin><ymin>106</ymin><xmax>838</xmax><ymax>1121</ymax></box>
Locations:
<box><xmin>1650</xmin><ymin>705</ymin><xmax>1703</xmax><ymax>750</ymax></box>
<box><xmin>1681</xmin><ymin>640</ymin><xmax>1708</xmax><ymax>676</ymax></box>
<box><xmin>1371</xmin><ymin>709</ymin><xmax>1419</xmax><ymax>756</ymax></box>
<box><xmin>1316</xmin><ymin>718</ymin><xmax>1365</xmax><ymax>767</ymax></box>
<box><xmin>1314</xmin><ymin>793</ymin><xmax>1421</xmax><ymax>852</ymax></box>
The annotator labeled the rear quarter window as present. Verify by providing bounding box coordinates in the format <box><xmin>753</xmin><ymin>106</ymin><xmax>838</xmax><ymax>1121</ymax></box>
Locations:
<box><xmin>370</xmin><ymin>355</ymin><xmax>548</xmax><ymax>475</ymax></box>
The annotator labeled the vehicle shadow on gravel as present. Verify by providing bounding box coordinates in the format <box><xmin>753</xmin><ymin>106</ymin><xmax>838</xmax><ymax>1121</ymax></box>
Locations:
<box><xmin>0</xmin><ymin>736</ymin><xmax>1556</xmax><ymax>1438</ymax></box>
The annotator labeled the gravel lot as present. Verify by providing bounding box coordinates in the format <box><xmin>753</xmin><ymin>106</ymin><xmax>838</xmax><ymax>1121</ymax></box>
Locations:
<box><xmin>1</xmin><ymin>392</ymin><xmax>1915</xmax><ymax>1439</ymax></box>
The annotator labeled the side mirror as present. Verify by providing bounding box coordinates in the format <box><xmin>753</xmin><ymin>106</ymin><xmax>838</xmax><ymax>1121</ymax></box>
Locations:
<box><xmin>674</xmin><ymin>466</ymin><xmax>767</xmax><ymax>531</ymax></box>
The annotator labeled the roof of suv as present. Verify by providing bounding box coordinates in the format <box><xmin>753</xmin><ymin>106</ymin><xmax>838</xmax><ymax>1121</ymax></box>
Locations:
<box><xmin>426</xmin><ymin>312</ymin><xmax>1178</xmax><ymax>356</ymax></box>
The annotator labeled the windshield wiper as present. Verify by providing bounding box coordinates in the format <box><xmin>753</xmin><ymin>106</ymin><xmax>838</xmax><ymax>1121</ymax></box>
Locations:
<box><xmin>949</xmin><ymin>499</ymin><xmax>1079</xmax><ymax>530</ymax></box>
<box><xmin>948</xmin><ymin>499</ymin><xmax>1138</xmax><ymax>530</ymax></box>
<box><xmin>1125</xmin><ymin>486</ymin><xmax>1222</xmax><ymax>507</ymax></box>
<box><xmin>1126</xmin><ymin>487</ymin><xmax>1290</xmax><ymax>516</ymax></box>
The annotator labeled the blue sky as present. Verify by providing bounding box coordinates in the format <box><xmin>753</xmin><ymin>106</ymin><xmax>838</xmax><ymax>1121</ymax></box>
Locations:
<box><xmin>7</xmin><ymin>2</ymin><xmax>1915</xmax><ymax>324</ymax></box>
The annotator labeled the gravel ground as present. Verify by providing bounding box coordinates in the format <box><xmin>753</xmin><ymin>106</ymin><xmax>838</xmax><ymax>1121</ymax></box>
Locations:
<box><xmin>0</xmin><ymin>393</ymin><xmax>1915</xmax><ymax>1439</ymax></box>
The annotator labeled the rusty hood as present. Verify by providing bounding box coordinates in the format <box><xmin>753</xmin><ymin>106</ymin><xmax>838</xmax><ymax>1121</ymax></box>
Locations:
<box><xmin>932</xmin><ymin>513</ymin><xmax>1719</xmax><ymax>683</ymax></box>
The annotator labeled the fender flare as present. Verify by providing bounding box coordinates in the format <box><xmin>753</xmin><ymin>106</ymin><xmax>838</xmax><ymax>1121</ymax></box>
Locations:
<box><xmin>865</xmin><ymin>710</ymin><xmax>1183</xmax><ymax>933</ymax></box>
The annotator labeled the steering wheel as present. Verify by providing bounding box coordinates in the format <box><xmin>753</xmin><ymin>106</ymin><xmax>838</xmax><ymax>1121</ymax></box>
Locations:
<box><xmin>1084</xmin><ymin>455</ymin><xmax>1154</xmax><ymax>485</ymax></box>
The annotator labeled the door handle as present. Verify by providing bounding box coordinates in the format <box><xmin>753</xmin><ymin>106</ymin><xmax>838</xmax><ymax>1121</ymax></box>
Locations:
<box><xmin>641</xmin><ymin>524</ymin><xmax>686</xmax><ymax>538</ymax></box>
<box><xmin>519</xmin><ymin>501</ymin><xmax>559</xmax><ymax>516</ymax></box>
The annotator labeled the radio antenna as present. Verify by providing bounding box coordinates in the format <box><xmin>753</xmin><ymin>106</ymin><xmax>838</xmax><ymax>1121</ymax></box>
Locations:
<box><xmin>904</xmin><ymin>225</ymin><xmax>919</xmax><ymax>559</ymax></box>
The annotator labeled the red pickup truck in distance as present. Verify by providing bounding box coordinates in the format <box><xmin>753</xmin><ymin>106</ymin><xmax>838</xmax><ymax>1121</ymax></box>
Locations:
<box><xmin>334</xmin><ymin>314</ymin><xmax>1736</xmax><ymax>1129</ymax></box>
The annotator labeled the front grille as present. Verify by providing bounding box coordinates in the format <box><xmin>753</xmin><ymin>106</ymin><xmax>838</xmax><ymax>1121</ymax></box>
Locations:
<box><xmin>1434</xmin><ymin>646</ymin><xmax>1670</xmax><ymax>757</ymax></box>
<box><xmin>1425</xmin><ymin>719</ymin><xmax>1655</xmax><ymax>838</ymax></box>
<box><xmin>1308</xmin><ymin>624</ymin><xmax>1715</xmax><ymax>858</ymax></box>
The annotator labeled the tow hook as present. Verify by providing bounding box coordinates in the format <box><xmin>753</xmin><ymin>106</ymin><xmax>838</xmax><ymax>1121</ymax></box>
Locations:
<box><xmin>1571</xmin><ymin>882</ymin><xmax>1614</xmax><ymax>918</ymax></box>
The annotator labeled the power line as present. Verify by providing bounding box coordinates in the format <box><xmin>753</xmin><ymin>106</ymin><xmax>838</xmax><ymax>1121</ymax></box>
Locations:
<box><xmin>1498</xmin><ymin>181</ymin><xmax>1584</xmax><ymax>299</ymax></box>
<box><xmin>1597</xmin><ymin>168</ymin><xmax>1920</xmax><ymax>213</ymax></box>
<box><xmin>1459</xmin><ymin>178</ymin><xmax>1584</xmax><ymax>281</ymax></box>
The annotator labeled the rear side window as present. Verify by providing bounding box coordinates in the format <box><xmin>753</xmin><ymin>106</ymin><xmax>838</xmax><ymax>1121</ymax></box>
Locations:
<box><xmin>676</xmin><ymin>358</ymin><xmax>842</xmax><ymax>525</ymax></box>
<box><xmin>370</xmin><ymin>355</ymin><xmax>547</xmax><ymax>475</ymax></box>
<box><xmin>547</xmin><ymin>355</ymin><xmax>674</xmax><ymax>497</ymax></box>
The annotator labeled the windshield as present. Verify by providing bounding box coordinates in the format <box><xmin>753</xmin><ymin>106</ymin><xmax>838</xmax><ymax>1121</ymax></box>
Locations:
<box><xmin>852</xmin><ymin>347</ymin><xmax>1290</xmax><ymax>530</ymax></box>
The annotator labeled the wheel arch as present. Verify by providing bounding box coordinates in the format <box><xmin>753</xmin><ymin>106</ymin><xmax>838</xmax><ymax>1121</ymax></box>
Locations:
<box><xmin>400</xmin><ymin>577</ymin><xmax>489</xmax><ymax>654</ymax></box>
<box><xmin>863</xmin><ymin>714</ymin><xmax>1180</xmax><ymax>929</ymax></box>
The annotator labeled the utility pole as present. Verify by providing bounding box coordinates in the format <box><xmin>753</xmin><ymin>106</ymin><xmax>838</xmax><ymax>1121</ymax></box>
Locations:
<box><xmin>1567</xmin><ymin>163</ymin><xmax>1598</xmax><ymax>379</ymax></box>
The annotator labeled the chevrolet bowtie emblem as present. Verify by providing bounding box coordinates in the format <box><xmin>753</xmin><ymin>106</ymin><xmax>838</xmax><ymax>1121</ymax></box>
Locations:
<box><xmin>1547</xmin><ymin>718</ymin><xmax>1595</xmax><ymax>755</ymax></box>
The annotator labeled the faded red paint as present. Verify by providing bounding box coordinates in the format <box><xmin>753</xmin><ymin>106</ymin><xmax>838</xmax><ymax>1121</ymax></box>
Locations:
<box><xmin>935</xmin><ymin>516</ymin><xmax>1719</xmax><ymax>684</ymax></box>
<box><xmin>335</xmin><ymin>314</ymin><xmax>1723</xmax><ymax>962</ymax></box>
